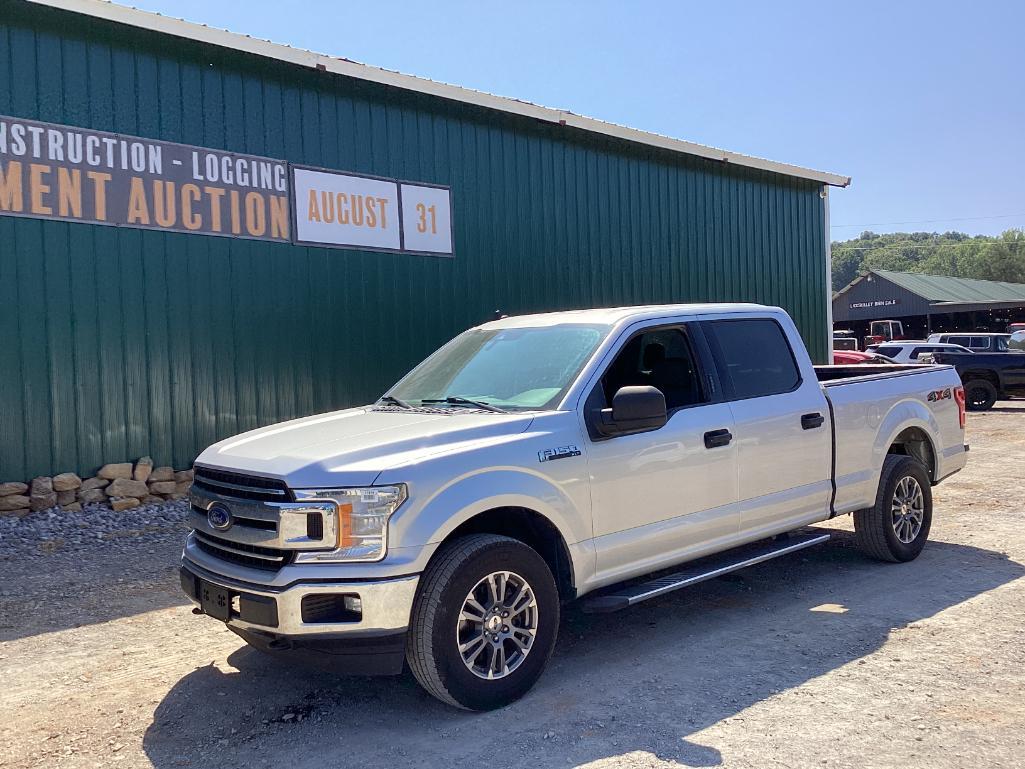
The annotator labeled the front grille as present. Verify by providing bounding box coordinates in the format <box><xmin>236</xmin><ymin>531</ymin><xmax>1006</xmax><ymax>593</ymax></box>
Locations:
<box><xmin>191</xmin><ymin>504</ymin><xmax>277</xmax><ymax>532</ymax></box>
<box><xmin>193</xmin><ymin>531</ymin><xmax>293</xmax><ymax>571</ymax></box>
<box><xmin>193</xmin><ymin>466</ymin><xmax>293</xmax><ymax>503</ymax></box>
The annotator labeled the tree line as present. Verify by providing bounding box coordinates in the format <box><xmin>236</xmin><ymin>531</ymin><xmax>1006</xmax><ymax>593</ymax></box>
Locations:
<box><xmin>831</xmin><ymin>228</ymin><xmax>1025</xmax><ymax>292</ymax></box>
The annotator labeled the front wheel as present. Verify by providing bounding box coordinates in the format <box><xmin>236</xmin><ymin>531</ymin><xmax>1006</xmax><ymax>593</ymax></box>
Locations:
<box><xmin>406</xmin><ymin>534</ymin><xmax>560</xmax><ymax>710</ymax></box>
<box><xmin>854</xmin><ymin>455</ymin><xmax>933</xmax><ymax>562</ymax></box>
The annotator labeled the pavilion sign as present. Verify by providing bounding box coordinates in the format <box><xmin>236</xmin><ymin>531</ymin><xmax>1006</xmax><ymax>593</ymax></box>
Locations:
<box><xmin>850</xmin><ymin>298</ymin><xmax>900</xmax><ymax>310</ymax></box>
<box><xmin>0</xmin><ymin>114</ymin><xmax>453</xmax><ymax>254</ymax></box>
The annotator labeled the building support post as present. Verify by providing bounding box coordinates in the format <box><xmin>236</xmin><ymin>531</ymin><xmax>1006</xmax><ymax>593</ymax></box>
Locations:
<box><xmin>822</xmin><ymin>185</ymin><xmax>832</xmax><ymax>363</ymax></box>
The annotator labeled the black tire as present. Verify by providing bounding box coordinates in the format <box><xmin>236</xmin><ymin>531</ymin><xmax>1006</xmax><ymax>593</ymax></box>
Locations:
<box><xmin>964</xmin><ymin>379</ymin><xmax>997</xmax><ymax>411</ymax></box>
<box><xmin>854</xmin><ymin>455</ymin><xmax>932</xmax><ymax>563</ymax></box>
<box><xmin>406</xmin><ymin>534</ymin><xmax>560</xmax><ymax>711</ymax></box>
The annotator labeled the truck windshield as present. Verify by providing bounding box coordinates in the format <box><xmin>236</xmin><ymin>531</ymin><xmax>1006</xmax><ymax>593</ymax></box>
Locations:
<box><xmin>388</xmin><ymin>323</ymin><xmax>610</xmax><ymax>411</ymax></box>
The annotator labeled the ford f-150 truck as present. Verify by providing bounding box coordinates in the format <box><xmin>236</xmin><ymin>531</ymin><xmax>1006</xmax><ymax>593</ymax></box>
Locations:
<box><xmin>181</xmin><ymin>304</ymin><xmax>968</xmax><ymax>710</ymax></box>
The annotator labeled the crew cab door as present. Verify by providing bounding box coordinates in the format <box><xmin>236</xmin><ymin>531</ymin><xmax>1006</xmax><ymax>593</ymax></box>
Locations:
<box><xmin>701</xmin><ymin>316</ymin><xmax>832</xmax><ymax>537</ymax></box>
<box><xmin>581</xmin><ymin>320</ymin><xmax>740</xmax><ymax>584</ymax></box>
<box><xmin>1000</xmin><ymin>356</ymin><xmax>1025</xmax><ymax>392</ymax></box>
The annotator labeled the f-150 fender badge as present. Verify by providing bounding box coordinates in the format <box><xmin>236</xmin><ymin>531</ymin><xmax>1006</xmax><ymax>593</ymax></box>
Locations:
<box><xmin>927</xmin><ymin>388</ymin><xmax>952</xmax><ymax>402</ymax></box>
<box><xmin>538</xmin><ymin>445</ymin><xmax>581</xmax><ymax>463</ymax></box>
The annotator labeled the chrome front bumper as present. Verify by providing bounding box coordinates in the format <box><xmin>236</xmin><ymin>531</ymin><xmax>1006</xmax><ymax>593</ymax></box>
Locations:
<box><xmin>181</xmin><ymin>555</ymin><xmax>420</xmax><ymax>638</ymax></box>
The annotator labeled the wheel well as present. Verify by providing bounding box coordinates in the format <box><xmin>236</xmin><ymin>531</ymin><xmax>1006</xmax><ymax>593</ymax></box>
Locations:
<box><xmin>888</xmin><ymin>427</ymin><xmax>936</xmax><ymax>482</ymax></box>
<box><xmin>442</xmin><ymin>507</ymin><xmax>576</xmax><ymax>601</ymax></box>
<box><xmin>962</xmin><ymin>370</ymin><xmax>999</xmax><ymax>388</ymax></box>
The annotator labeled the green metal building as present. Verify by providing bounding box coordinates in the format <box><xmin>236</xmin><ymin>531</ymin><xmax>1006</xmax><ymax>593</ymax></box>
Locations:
<box><xmin>0</xmin><ymin>0</ymin><xmax>849</xmax><ymax>480</ymax></box>
<box><xmin>833</xmin><ymin>269</ymin><xmax>1025</xmax><ymax>340</ymax></box>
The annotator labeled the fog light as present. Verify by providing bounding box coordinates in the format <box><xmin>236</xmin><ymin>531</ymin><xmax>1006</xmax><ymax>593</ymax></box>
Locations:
<box><xmin>301</xmin><ymin>594</ymin><xmax>362</xmax><ymax>623</ymax></box>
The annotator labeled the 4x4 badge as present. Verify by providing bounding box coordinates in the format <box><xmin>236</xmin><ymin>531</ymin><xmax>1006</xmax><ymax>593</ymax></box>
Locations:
<box><xmin>538</xmin><ymin>445</ymin><xmax>581</xmax><ymax>463</ymax></box>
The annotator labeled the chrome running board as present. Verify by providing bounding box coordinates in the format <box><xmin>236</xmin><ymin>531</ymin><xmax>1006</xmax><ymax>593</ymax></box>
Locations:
<box><xmin>581</xmin><ymin>532</ymin><xmax>831</xmax><ymax>613</ymax></box>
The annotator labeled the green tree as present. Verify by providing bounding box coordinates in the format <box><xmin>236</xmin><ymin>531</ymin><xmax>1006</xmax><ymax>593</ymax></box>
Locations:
<box><xmin>961</xmin><ymin>229</ymin><xmax>1025</xmax><ymax>282</ymax></box>
<box><xmin>831</xmin><ymin>229</ymin><xmax>1024</xmax><ymax>290</ymax></box>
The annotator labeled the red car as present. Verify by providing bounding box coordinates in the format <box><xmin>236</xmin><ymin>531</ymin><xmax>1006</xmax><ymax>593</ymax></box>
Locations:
<box><xmin>832</xmin><ymin>350</ymin><xmax>896</xmax><ymax>365</ymax></box>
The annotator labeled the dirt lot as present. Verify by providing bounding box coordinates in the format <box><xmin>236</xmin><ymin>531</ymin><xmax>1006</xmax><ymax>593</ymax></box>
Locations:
<box><xmin>2</xmin><ymin>405</ymin><xmax>1024</xmax><ymax>769</ymax></box>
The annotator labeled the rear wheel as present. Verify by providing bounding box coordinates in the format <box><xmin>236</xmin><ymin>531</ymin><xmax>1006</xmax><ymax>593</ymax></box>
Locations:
<box><xmin>854</xmin><ymin>455</ymin><xmax>932</xmax><ymax>562</ymax></box>
<box><xmin>964</xmin><ymin>379</ymin><xmax>997</xmax><ymax>411</ymax></box>
<box><xmin>406</xmin><ymin>534</ymin><xmax>560</xmax><ymax>710</ymax></box>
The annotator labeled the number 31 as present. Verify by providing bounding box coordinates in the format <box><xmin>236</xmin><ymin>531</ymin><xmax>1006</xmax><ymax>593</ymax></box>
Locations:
<box><xmin>415</xmin><ymin>203</ymin><xmax>437</xmax><ymax>234</ymax></box>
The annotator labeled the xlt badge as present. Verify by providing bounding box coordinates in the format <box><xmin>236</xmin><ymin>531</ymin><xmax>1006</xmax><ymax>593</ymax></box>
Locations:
<box><xmin>538</xmin><ymin>445</ymin><xmax>581</xmax><ymax>463</ymax></box>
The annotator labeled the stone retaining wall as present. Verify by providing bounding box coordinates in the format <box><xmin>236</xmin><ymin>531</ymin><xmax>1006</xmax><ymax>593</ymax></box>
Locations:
<box><xmin>0</xmin><ymin>458</ymin><xmax>193</xmax><ymax>517</ymax></box>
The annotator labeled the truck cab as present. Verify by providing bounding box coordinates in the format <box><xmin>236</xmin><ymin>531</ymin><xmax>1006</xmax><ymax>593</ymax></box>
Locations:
<box><xmin>865</xmin><ymin>319</ymin><xmax>904</xmax><ymax>348</ymax></box>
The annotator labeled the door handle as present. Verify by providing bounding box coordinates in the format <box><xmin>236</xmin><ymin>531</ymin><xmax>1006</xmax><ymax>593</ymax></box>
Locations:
<box><xmin>801</xmin><ymin>412</ymin><xmax>825</xmax><ymax>430</ymax></box>
<box><xmin>704</xmin><ymin>428</ymin><xmax>733</xmax><ymax>449</ymax></box>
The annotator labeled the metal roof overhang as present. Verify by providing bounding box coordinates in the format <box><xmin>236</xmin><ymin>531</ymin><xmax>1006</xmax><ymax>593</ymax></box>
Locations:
<box><xmin>928</xmin><ymin>300</ymin><xmax>1025</xmax><ymax>313</ymax></box>
<box><xmin>27</xmin><ymin>0</ymin><xmax>851</xmax><ymax>188</ymax></box>
<box><xmin>850</xmin><ymin>300</ymin><xmax>1025</xmax><ymax>319</ymax></box>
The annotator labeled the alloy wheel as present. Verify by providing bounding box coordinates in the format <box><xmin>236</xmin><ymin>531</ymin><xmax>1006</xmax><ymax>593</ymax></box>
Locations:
<box><xmin>891</xmin><ymin>475</ymin><xmax>925</xmax><ymax>544</ymax></box>
<box><xmin>456</xmin><ymin>571</ymin><xmax>538</xmax><ymax>680</ymax></box>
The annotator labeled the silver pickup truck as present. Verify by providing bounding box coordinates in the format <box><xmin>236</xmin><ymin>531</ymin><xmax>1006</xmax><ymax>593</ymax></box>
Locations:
<box><xmin>180</xmin><ymin>304</ymin><xmax>967</xmax><ymax>710</ymax></box>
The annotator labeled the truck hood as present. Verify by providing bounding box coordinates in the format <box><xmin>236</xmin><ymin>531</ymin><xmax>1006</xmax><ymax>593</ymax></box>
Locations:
<box><xmin>195</xmin><ymin>407</ymin><xmax>535</xmax><ymax>488</ymax></box>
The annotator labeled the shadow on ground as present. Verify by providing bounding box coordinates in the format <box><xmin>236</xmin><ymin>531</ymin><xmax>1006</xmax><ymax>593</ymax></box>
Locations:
<box><xmin>0</xmin><ymin>535</ymin><xmax>187</xmax><ymax>642</ymax></box>
<box><xmin>143</xmin><ymin>529</ymin><xmax>1023</xmax><ymax>769</ymax></box>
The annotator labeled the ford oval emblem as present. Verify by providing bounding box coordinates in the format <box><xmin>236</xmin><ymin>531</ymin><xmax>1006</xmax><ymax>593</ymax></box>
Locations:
<box><xmin>207</xmin><ymin>503</ymin><xmax>233</xmax><ymax>531</ymax></box>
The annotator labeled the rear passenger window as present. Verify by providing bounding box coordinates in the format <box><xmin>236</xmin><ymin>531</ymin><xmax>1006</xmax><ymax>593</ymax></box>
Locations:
<box><xmin>874</xmin><ymin>345</ymin><xmax>900</xmax><ymax>358</ymax></box>
<box><xmin>707</xmin><ymin>319</ymin><xmax>801</xmax><ymax>399</ymax></box>
<box><xmin>948</xmin><ymin>336</ymin><xmax>971</xmax><ymax>347</ymax></box>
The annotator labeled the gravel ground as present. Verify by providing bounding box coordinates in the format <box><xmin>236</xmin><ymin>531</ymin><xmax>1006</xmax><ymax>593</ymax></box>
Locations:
<box><xmin>0</xmin><ymin>500</ymin><xmax>190</xmax><ymax>560</ymax></box>
<box><xmin>1</xmin><ymin>405</ymin><xmax>1024</xmax><ymax>769</ymax></box>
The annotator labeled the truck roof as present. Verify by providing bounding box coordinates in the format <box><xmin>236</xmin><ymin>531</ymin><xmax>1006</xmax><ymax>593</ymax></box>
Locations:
<box><xmin>479</xmin><ymin>303</ymin><xmax>775</xmax><ymax>330</ymax></box>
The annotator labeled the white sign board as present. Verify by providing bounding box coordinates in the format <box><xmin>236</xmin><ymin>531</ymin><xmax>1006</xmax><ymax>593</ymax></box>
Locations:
<box><xmin>293</xmin><ymin>167</ymin><xmax>402</xmax><ymax>251</ymax></box>
<box><xmin>291</xmin><ymin>167</ymin><xmax>453</xmax><ymax>255</ymax></box>
<box><xmin>400</xmin><ymin>183</ymin><xmax>454</xmax><ymax>255</ymax></box>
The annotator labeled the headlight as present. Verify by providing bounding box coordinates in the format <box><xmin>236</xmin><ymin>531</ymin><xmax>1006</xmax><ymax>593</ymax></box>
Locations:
<box><xmin>293</xmin><ymin>484</ymin><xmax>407</xmax><ymax>563</ymax></box>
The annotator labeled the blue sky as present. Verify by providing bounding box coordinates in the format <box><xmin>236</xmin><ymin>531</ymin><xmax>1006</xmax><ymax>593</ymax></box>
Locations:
<box><xmin>128</xmin><ymin>0</ymin><xmax>1025</xmax><ymax>240</ymax></box>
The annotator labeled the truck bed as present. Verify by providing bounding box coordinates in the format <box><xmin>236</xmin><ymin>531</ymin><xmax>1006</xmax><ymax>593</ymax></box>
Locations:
<box><xmin>815</xmin><ymin>361</ymin><xmax>965</xmax><ymax>516</ymax></box>
<box><xmin>814</xmin><ymin>363</ymin><xmax>936</xmax><ymax>384</ymax></box>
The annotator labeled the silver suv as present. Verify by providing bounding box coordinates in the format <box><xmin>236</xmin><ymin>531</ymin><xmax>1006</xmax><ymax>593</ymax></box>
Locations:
<box><xmin>927</xmin><ymin>333</ymin><xmax>1011</xmax><ymax>352</ymax></box>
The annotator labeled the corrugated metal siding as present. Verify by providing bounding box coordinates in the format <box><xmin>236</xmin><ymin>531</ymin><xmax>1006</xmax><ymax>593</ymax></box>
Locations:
<box><xmin>0</xmin><ymin>2</ymin><xmax>828</xmax><ymax>480</ymax></box>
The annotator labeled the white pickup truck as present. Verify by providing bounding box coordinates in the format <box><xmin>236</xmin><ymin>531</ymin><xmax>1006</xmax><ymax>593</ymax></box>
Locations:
<box><xmin>181</xmin><ymin>304</ymin><xmax>968</xmax><ymax>710</ymax></box>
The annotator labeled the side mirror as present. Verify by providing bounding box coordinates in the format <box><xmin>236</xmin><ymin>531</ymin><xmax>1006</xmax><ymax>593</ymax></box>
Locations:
<box><xmin>593</xmin><ymin>385</ymin><xmax>668</xmax><ymax>437</ymax></box>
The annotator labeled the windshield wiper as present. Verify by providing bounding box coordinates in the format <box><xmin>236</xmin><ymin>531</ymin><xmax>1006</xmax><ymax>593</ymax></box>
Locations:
<box><xmin>422</xmin><ymin>396</ymin><xmax>507</xmax><ymax>413</ymax></box>
<box><xmin>377</xmin><ymin>395</ymin><xmax>413</xmax><ymax>409</ymax></box>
